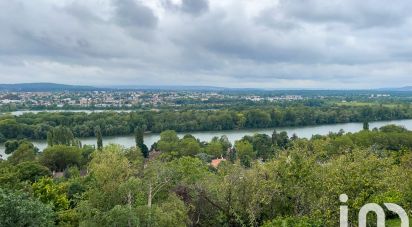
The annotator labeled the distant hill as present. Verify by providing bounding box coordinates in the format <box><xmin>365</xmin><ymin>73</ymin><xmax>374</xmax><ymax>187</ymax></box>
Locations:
<box><xmin>0</xmin><ymin>83</ymin><xmax>100</xmax><ymax>92</ymax></box>
<box><xmin>377</xmin><ymin>86</ymin><xmax>412</xmax><ymax>91</ymax></box>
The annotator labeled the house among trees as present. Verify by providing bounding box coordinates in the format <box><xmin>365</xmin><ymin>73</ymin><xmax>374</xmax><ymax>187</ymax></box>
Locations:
<box><xmin>210</xmin><ymin>157</ymin><xmax>226</xmax><ymax>168</ymax></box>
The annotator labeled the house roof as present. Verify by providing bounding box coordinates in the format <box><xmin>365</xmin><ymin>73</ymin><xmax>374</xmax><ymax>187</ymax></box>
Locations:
<box><xmin>211</xmin><ymin>158</ymin><xmax>226</xmax><ymax>168</ymax></box>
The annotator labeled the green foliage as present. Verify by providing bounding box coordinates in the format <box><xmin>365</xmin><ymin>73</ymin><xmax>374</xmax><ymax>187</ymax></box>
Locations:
<box><xmin>16</xmin><ymin>161</ymin><xmax>51</xmax><ymax>182</ymax></box>
<box><xmin>47</xmin><ymin>126</ymin><xmax>79</xmax><ymax>147</ymax></box>
<box><xmin>77</xmin><ymin>145</ymin><xmax>150</xmax><ymax>226</ymax></box>
<box><xmin>157</xmin><ymin>130</ymin><xmax>179</xmax><ymax>152</ymax></box>
<box><xmin>124</xmin><ymin>146</ymin><xmax>144</xmax><ymax>172</ymax></box>
<box><xmin>40</xmin><ymin>145</ymin><xmax>81</xmax><ymax>171</ymax></box>
<box><xmin>0</xmin><ymin>132</ymin><xmax>5</xmax><ymax>143</ymax></box>
<box><xmin>2</xmin><ymin>103</ymin><xmax>411</xmax><ymax>141</ymax></box>
<box><xmin>134</xmin><ymin>126</ymin><xmax>149</xmax><ymax>158</ymax></box>
<box><xmin>0</xmin><ymin>189</ymin><xmax>55</xmax><ymax>227</ymax></box>
<box><xmin>3</xmin><ymin>123</ymin><xmax>412</xmax><ymax>226</ymax></box>
<box><xmin>169</xmin><ymin>157</ymin><xmax>210</xmax><ymax>184</ymax></box>
<box><xmin>147</xmin><ymin>195</ymin><xmax>189</xmax><ymax>227</ymax></box>
<box><xmin>82</xmin><ymin>145</ymin><xmax>139</xmax><ymax>212</ymax></box>
<box><xmin>219</xmin><ymin>135</ymin><xmax>232</xmax><ymax>151</ymax></box>
<box><xmin>8</xmin><ymin>142</ymin><xmax>36</xmax><ymax>165</ymax></box>
<box><xmin>57</xmin><ymin>209</ymin><xmax>79</xmax><ymax>227</ymax></box>
<box><xmin>262</xmin><ymin>216</ymin><xmax>322</xmax><ymax>227</ymax></box>
<box><xmin>235</xmin><ymin>140</ymin><xmax>255</xmax><ymax>167</ymax></box>
<box><xmin>275</xmin><ymin>131</ymin><xmax>290</xmax><ymax>149</ymax></box>
<box><xmin>103</xmin><ymin>205</ymin><xmax>140</xmax><ymax>227</ymax></box>
<box><xmin>4</xmin><ymin>140</ymin><xmax>20</xmax><ymax>154</ymax></box>
<box><xmin>178</xmin><ymin>137</ymin><xmax>201</xmax><ymax>157</ymax></box>
<box><xmin>95</xmin><ymin>126</ymin><xmax>103</xmax><ymax>151</ymax></box>
<box><xmin>195</xmin><ymin>152</ymin><xmax>213</xmax><ymax>163</ymax></box>
<box><xmin>0</xmin><ymin>119</ymin><xmax>22</xmax><ymax>139</ymax></box>
<box><xmin>363</xmin><ymin>121</ymin><xmax>369</xmax><ymax>130</ymax></box>
<box><xmin>63</xmin><ymin>166</ymin><xmax>80</xmax><ymax>179</ymax></box>
<box><xmin>32</xmin><ymin>177</ymin><xmax>69</xmax><ymax>211</ymax></box>
<box><xmin>251</xmin><ymin>133</ymin><xmax>273</xmax><ymax>160</ymax></box>
<box><xmin>205</xmin><ymin>140</ymin><xmax>223</xmax><ymax>158</ymax></box>
<box><xmin>0</xmin><ymin>162</ymin><xmax>20</xmax><ymax>189</ymax></box>
<box><xmin>379</xmin><ymin>124</ymin><xmax>408</xmax><ymax>133</ymax></box>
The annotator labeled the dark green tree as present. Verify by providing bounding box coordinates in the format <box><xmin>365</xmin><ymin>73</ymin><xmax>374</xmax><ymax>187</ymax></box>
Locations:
<box><xmin>40</xmin><ymin>145</ymin><xmax>82</xmax><ymax>172</ymax></box>
<box><xmin>8</xmin><ymin>143</ymin><xmax>36</xmax><ymax>165</ymax></box>
<box><xmin>252</xmin><ymin>134</ymin><xmax>273</xmax><ymax>160</ymax></box>
<box><xmin>46</xmin><ymin>131</ymin><xmax>53</xmax><ymax>146</ymax></box>
<box><xmin>95</xmin><ymin>126</ymin><xmax>103</xmax><ymax>151</ymax></box>
<box><xmin>277</xmin><ymin>131</ymin><xmax>290</xmax><ymax>149</ymax></box>
<box><xmin>363</xmin><ymin>121</ymin><xmax>369</xmax><ymax>131</ymax></box>
<box><xmin>0</xmin><ymin>189</ymin><xmax>55</xmax><ymax>227</ymax></box>
<box><xmin>135</xmin><ymin>127</ymin><xmax>149</xmax><ymax>158</ymax></box>
<box><xmin>16</xmin><ymin>162</ymin><xmax>51</xmax><ymax>182</ymax></box>
<box><xmin>4</xmin><ymin>140</ymin><xmax>19</xmax><ymax>155</ymax></box>
<box><xmin>228</xmin><ymin>149</ymin><xmax>237</xmax><ymax>163</ymax></box>
<box><xmin>272</xmin><ymin>129</ymin><xmax>278</xmax><ymax>145</ymax></box>
<box><xmin>0</xmin><ymin>132</ymin><xmax>5</xmax><ymax>143</ymax></box>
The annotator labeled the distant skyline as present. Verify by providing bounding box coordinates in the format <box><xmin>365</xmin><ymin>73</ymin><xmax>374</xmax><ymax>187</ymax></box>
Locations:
<box><xmin>1</xmin><ymin>0</ymin><xmax>412</xmax><ymax>89</ymax></box>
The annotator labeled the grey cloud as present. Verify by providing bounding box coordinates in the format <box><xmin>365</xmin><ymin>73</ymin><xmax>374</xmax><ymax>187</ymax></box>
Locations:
<box><xmin>181</xmin><ymin>0</ymin><xmax>209</xmax><ymax>15</ymax></box>
<box><xmin>1</xmin><ymin>0</ymin><xmax>412</xmax><ymax>89</ymax></box>
<box><xmin>161</xmin><ymin>0</ymin><xmax>209</xmax><ymax>15</ymax></box>
<box><xmin>279</xmin><ymin>0</ymin><xmax>412</xmax><ymax>28</ymax></box>
<box><xmin>113</xmin><ymin>0</ymin><xmax>158</xmax><ymax>28</ymax></box>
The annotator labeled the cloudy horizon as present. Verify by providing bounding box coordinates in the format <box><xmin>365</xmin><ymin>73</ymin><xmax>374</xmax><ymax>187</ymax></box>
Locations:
<box><xmin>1</xmin><ymin>0</ymin><xmax>412</xmax><ymax>89</ymax></box>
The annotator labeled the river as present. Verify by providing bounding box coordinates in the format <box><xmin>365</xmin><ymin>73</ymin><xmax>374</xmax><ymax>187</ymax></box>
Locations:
<box><xmin>2</xmin><ymin>119</ymin><xmax>412</xmax><ymax>158</ymax></box>
<box><xmin>1</xmin><ymin>110</ymin><xmax>133</xmax><ymax>116</ymax></box>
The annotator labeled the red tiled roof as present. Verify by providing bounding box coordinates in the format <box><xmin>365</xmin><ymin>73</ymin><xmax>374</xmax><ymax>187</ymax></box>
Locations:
<box><xmin>211</xmin><ymin>158</ymin><xmax>226</xmax><ymax>168</ymax></box>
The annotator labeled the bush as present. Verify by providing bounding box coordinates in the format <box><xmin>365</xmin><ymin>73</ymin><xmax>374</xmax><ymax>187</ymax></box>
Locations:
<box><xmin>262</xmin><ymin>216</ymin><xmax>322</xmax><ymax>227</ymax></box>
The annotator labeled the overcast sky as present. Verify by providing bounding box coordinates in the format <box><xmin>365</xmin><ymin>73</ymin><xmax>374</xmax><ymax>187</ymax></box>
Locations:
<box><xmin>1</xmin><ymin>0</ymin><xmax>412</xmax><ymax>89</ymax></box>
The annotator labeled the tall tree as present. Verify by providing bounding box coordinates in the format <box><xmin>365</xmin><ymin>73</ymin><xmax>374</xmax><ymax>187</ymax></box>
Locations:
<box><xmin>47</xmin><ymin>126</ymin><xmax>79</xmax><ymax>147</ymax></box>
<box><xmin>95</xmin><ymin>126</ymin><xmax>103</xmax><ymax>151</ymax></box>
<box><xmin>271</xmin><ymin>129</ymin><xmax>278</xmax><ymax>145</ymax></box>
<box><xmin>46</xmin><ymin>131</ymin><xmax>53</xmax><ymax>147</ymax></box>
<box><xmin>235</xmin><ymin>140</ymin><xmax>255</xmax><ymax>168</ymax></box>
<box><xmin>135</xmin><ymin>127</ymin><xmax>149</xmax><ymax>158</ymax></box>
<box><xmin>363</xmin><ymin>121</ymin><xmax>369</xmax><ymax>131</ymax></box>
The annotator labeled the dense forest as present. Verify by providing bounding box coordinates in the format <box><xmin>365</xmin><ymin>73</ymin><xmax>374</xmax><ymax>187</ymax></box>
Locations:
<box><xmin>1</xmin><ymin>104</ymin><xmax>411</xmax><ymax>142</ymax></box>
<box><xmin>1</xmin><ymin>123</ymin><xmax>412</xmax><ymax>226</ymax></box>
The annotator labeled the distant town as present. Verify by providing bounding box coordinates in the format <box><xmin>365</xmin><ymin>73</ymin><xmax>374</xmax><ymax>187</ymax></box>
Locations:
<box><xmin>0</xmin><ymin>90</ymin><xmax>307</xmax><ymax>111</ymax></box>
<box><xmin>0</xmin><ymin>83</ymin><xmax>404</xmax><ymax>113</ymax></box>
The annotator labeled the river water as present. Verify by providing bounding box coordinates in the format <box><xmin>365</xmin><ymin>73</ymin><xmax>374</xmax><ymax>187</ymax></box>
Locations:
<box><xmin>2</xmin><ymin>119</ymin><xmax>412</xmax><ymax>158</ymax></box>
<box><xmin>1</xmin><ymin>110</ymin><xmax>132</xmax><ymax>116</ymax></box>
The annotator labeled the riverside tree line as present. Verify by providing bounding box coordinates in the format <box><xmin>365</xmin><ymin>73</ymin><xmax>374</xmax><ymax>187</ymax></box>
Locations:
<box><xmin>0</xmin><ymin>104</ymin><xmax>411</xmax><ymax>142</ymax></box>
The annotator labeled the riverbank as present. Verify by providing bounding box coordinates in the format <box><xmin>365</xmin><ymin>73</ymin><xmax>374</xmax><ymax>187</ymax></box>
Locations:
<box><xmin>2</xmin><ymin>119</ymin><xmax>412</xmax><ymax>158</ymax></box>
